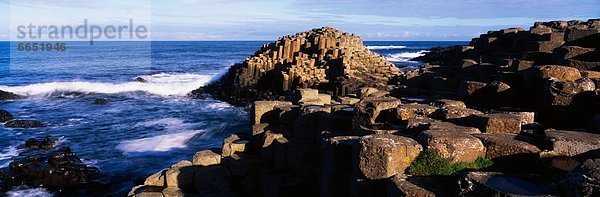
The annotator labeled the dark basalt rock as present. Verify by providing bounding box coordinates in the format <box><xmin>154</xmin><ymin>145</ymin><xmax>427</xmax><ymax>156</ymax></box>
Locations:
<box><xmin>0</xmin><ymin>109</ymin><xmax>13</xmax><ymax>123</ymax></box>
<box><xmin>135</xmin><ymin>77</ymin><xmax>148</xmax><ymax>83</ymax></box>
<box><xmin>1</xmin><ymin>146</ymin><xmax>102</xmax><ymax>193</ymax></box>
<box><xmin>0</xmin><ymin>90</ymin><xmax>24</xmax><ymax>101</ymax></box>
<box><xmin>192</xmin><ymin>27</ymin><xmax>401</xmax><ymax>106</ymax></box>
<box><xmin>5</xmin><ymin>119</ymin><xmax>45</xmax><ymax>128</ymax></box>
<box><xmin>25</xmin><ymin>136</ymin><xmax>60</xmax><ymax>150</ymax></box>
<box><xmin>94</xmin><ymin>98</ymin><xmax>109</xmax><ymax>105</ymax></box>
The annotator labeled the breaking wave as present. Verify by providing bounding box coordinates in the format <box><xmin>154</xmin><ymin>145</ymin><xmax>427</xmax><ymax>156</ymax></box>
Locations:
<box><xmin>384</xmin><ymin>50</ymin><xmax>429</xmax><ymax>62</ymax></box>
<box><xmin>366</xmin><ymin>45</ymin><xmax>407</xmax><ymax>50</ymax></box>
<box><xmin>0</xmin><ymin>73</ymin><xmax>212</xmax><ymax>97</ymax></box>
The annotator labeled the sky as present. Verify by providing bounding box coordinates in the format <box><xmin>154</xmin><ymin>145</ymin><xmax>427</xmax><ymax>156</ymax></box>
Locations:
<box><xmin>1</xmin><ymin>0</ymin><xmax>599</xmax><ymax>41</ymax></box>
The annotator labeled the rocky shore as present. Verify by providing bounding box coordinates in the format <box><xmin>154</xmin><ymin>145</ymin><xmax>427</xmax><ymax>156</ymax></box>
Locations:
<box><xmin>131</xmin><ymin>19</ymin><xmax>599</xmax><ymax>196</ymax></box>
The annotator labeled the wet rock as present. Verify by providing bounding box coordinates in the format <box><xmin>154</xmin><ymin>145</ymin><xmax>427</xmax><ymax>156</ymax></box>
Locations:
<box><xmin>94</xmin><ymin>98</ymin><xmax>108</xmax><ymax>105</ymax></box>
<box><xmin>358</xmin><ymin>134</ymin><xmax>422</xmax><ymax>180</ymax></box>
<box><xmin>419</xmin><ymin>130</ymin><xmax>486</xmax><ymax>163</ymax></box>
<box><xmin>25</xmin><ymin>136</ymin><xmax>60</xmax><ymax>150</ymax></box>
<box><xmin>544</xmin><ymin>129</ymin><xmax>600</xmax><ymax>157</ymax></box>
<box><xmin>458</xmin><ymin>172</ymin><xmax>558</xmax><ymax>196</ymax></box>
<box><xmin>135</xmin><ymin>77</ymin><xmax>148</xmax><ymax>83</ymax></box>
<box><xmin>5</xmin><ymin>146</ymin><xmax>101</xmax><ymax>190</ymax></box>
<box><xmin>5</xmin><ymin>119</ymin><xmax>45</xmax><ymax>128</ymax></box>
<box><xmin>192</xmin><ymin>150</ymin><xmax>221</xmax><ymax>166</ymax></box>
<box><xmin>0</xmin><ymin>109</ymin><xmax>13</xmax><ymax>123</ymax></box>
<box><xmin>0</xmin><ymin>90</ymin><xmax>24</xmax><ymax>101</ymax></box>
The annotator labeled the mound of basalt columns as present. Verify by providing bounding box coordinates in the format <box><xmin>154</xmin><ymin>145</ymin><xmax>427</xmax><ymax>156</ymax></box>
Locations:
<box><xmin>192</xmin><ymin>27</ymin><xmax>401</xmax><ymax>106</ymax></box>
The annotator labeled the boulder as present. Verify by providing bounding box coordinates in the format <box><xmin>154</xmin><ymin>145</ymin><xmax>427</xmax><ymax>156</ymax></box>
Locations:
<box><xmin>5</xmin><ymin>119</ymin><xmax>45</xmax><ymax>128</ymax></box>
<box><xmin>164</xmin><ymin>160</ymin><xmax>194</xmax><ymax>190</ymax></box>
<box><xmin>144</xmin><ymin>169</ymin><xmax>167</xmax><ymax>187</ymax></box>
<box><xmin>430</xmin><ymin>99</ymin><xmax>466</xmax><ymax>109</ymax></box>
<box><xmin>24</xmin><ymin>136</ymin><xmax>59</xmax><ymax>150</ymax></box>
<box><xmin>472</xmin><ymin>134</ymin><xmax>541</xmax><ymax>159</ymax></box>
<box><xmin>404</xmin><ymin>117</ymin><xmax>481</xmax><ymax>135</ymax></box>
<box><xmin>94</xmin><ymin>98</ymin><xmax>108</xmax><ymax>105</ymax></box>
<box><xmin>293</xmin><ymin>105</ymin><xmax>331</xmax><ymax>142</ymax></box>
<box><xmin>511</xmin><ymin>59</ymin><xmax>534</xmax><ymax>71</ymax></box>
<box><xmin>192</xmin><ymin>166</ymin><xmax>231</xmax><ymax>193</ymax></box>
<box><xmin>544</xmin><ymin>129</ymin><xmax>600</xmax><ymax>157</ymax></box>
<box><xmin>192</xmin><ymin>150</ymin><xmax>221</xmax><ymax>166</ymax></box>
<box><xmin>222</xmin><ymin>134</ymin><xmax>247</xmax><ymax>157</ymax></box>
<box><xmin>358</xmin><ymin>87</ymin><xmax>380</xmax><ymax>99</ymax></box>
<box><xmin>544</xmin><ymin>78</ymin><xmax>595</xmax><ymax>107</ymax></box>
<box><xmin>339</xmin><ymin>97</ymin><xmax>360</xmax><ymax>105</ymax></box>
<box><xmin>357</xmin><ymin>134</ymin><xmax>422</xmax><ymax>180</ymax></box>
<box><xmin>353</xmin><ymin>97</ymin><xmax>401</xmax><ymax>126</ymax></box>
<box><xmin>535</xmin><ymin>65</ymin><xmax>582</xmax><ymax>82</ymax></box>
<box><xmin>433</xmin><ymin>107</ymin><xmax>483</xmax><ymax>120</ymax></box>
<box><xmin>459</xmin><ymin>59</ymin><xmax>478</xmax><ymax>68</ymax></box>
<box><xmin>395</xmin><ymin>103</ymin><xmax>438</xmax><ymax>121</ymax></box>
<box><xmin>458</xmin><ymin>81</ymin><xmax>487</xmax><ymax>100</ymax></box>
<box><xmin>458</xmin><ymin>172</ymin><xmax>558</xmax><ymax>196</ymax></box>
<box><xmin>553</xmin><ymin>46</ymin><xmax>595</xmax><ymax>63</ymax></box>
<box><xmin>419</xmin><ymin>130</ymin><xmax>486</xmax><ymax>163</ymax></box>
<box><xmin>6</xmin><ymin>146</ymin><xmax>101</xmax><ymax>189</ymax></box>
<box><xmin>467</xmin><ymin>113</ymin><xmax>522</xmax><ymax>134</ymax></box>
<box><xmin>504</xmin><ymin>111</ymin><xmax>535</xmax><ymax>125</ymax></box>
<box><xmin>0</xmin><ymin>110</ymin><xmax>13</xmax><ymax>123</ymax></box>
<box><xmin>252</xmin><ymin>101</ymin><xmax>293</xmax><ymax>125</ymax></box>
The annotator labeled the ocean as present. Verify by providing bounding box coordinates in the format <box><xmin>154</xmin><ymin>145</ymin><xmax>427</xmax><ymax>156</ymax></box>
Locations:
<box><xmin>0</xmin><ymin>41</ymin><xmax>466</xmax><ymax>196</ymax></box>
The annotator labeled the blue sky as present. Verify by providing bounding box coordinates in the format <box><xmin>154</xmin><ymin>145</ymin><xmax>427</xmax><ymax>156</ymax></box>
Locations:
<box><xmin>1</xmin><ymin>0</ymin><xmax>599</xmax><ymax>41</ymax></box>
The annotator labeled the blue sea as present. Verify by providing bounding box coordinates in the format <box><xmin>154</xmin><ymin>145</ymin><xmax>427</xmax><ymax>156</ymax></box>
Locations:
<box><xmin>0</xmin><ymin>41</ymin><xmax>466</xmax><ymax>196</ymax></box>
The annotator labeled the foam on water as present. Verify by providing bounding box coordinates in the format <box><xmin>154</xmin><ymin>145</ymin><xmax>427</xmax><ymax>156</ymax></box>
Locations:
<box><xmin>366</xmin><ymin>45</ymin><xmax>407</xmax><ymax>50</ymax></box>
<box><xmin>6</xmin><ymin>188</ymin><xmax>53</xmax><ymax>197</ymax></box>
<box><xmin>385</xmin><ymin>50</ymin><xmax>429</xmax><ymax>62</ymax></box>
<box><xmin>116</xmin><ymin>130</ymin><xmax>204</xmax><ymax>153</ymax></box>
<box><xmin>206</xmin><ymin>102</ymin><xmax>233</xmax><ymax>111</ymax></box>
<box><xmin>0</xmin><ymin>73</ymin><xmax>212</xmax><ymax>97</ymax></box>
<box><xmin>0</xmin><ymin>146</ymin><xmax>19</xmax><ymax>168</ymax></box>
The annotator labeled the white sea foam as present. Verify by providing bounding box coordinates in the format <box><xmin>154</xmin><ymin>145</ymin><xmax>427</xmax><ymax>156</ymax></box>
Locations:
<box><xmin>7</xmin><ymin>188</ymin><xmax>53</xmax><ymax>197</ymax></box>
<box><xmin>0</xmin><ymin>73</ymin><xmax>212</xmax><ymax>97</ymax></box>
<box><xmin>0</xmin><ymin>146</ymin><xmax>19</xmax><ymax>168</ymax></box>
<box><xmin>366</xmin><ymin>45</ymin><xmax>407</xmax><ymax>50</ymax></box>
<box><xmin>206</xmin><ymin>102</ymin><xmax>233</xmax><ymax>111</ymax></box>
<box><xmin>134</xmin><ymin>117</ymin><xmax>186</xmax><ymax>128</ymax></box>
<box><xmin>385</xmin><ymin>50</ymin><xmax>429</xmax><ymax>62</ymax></box>
<box><xmin>116</xmin><ymin>130</ymin><xmax>204</xmax><ymax>153</ymax></box>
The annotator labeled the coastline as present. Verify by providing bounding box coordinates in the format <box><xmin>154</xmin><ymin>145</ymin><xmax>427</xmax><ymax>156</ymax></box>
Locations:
<box><xmin>130</xmin><ymin>19</ymin><xmax>600</xmax><ymax>196</ymax></box>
